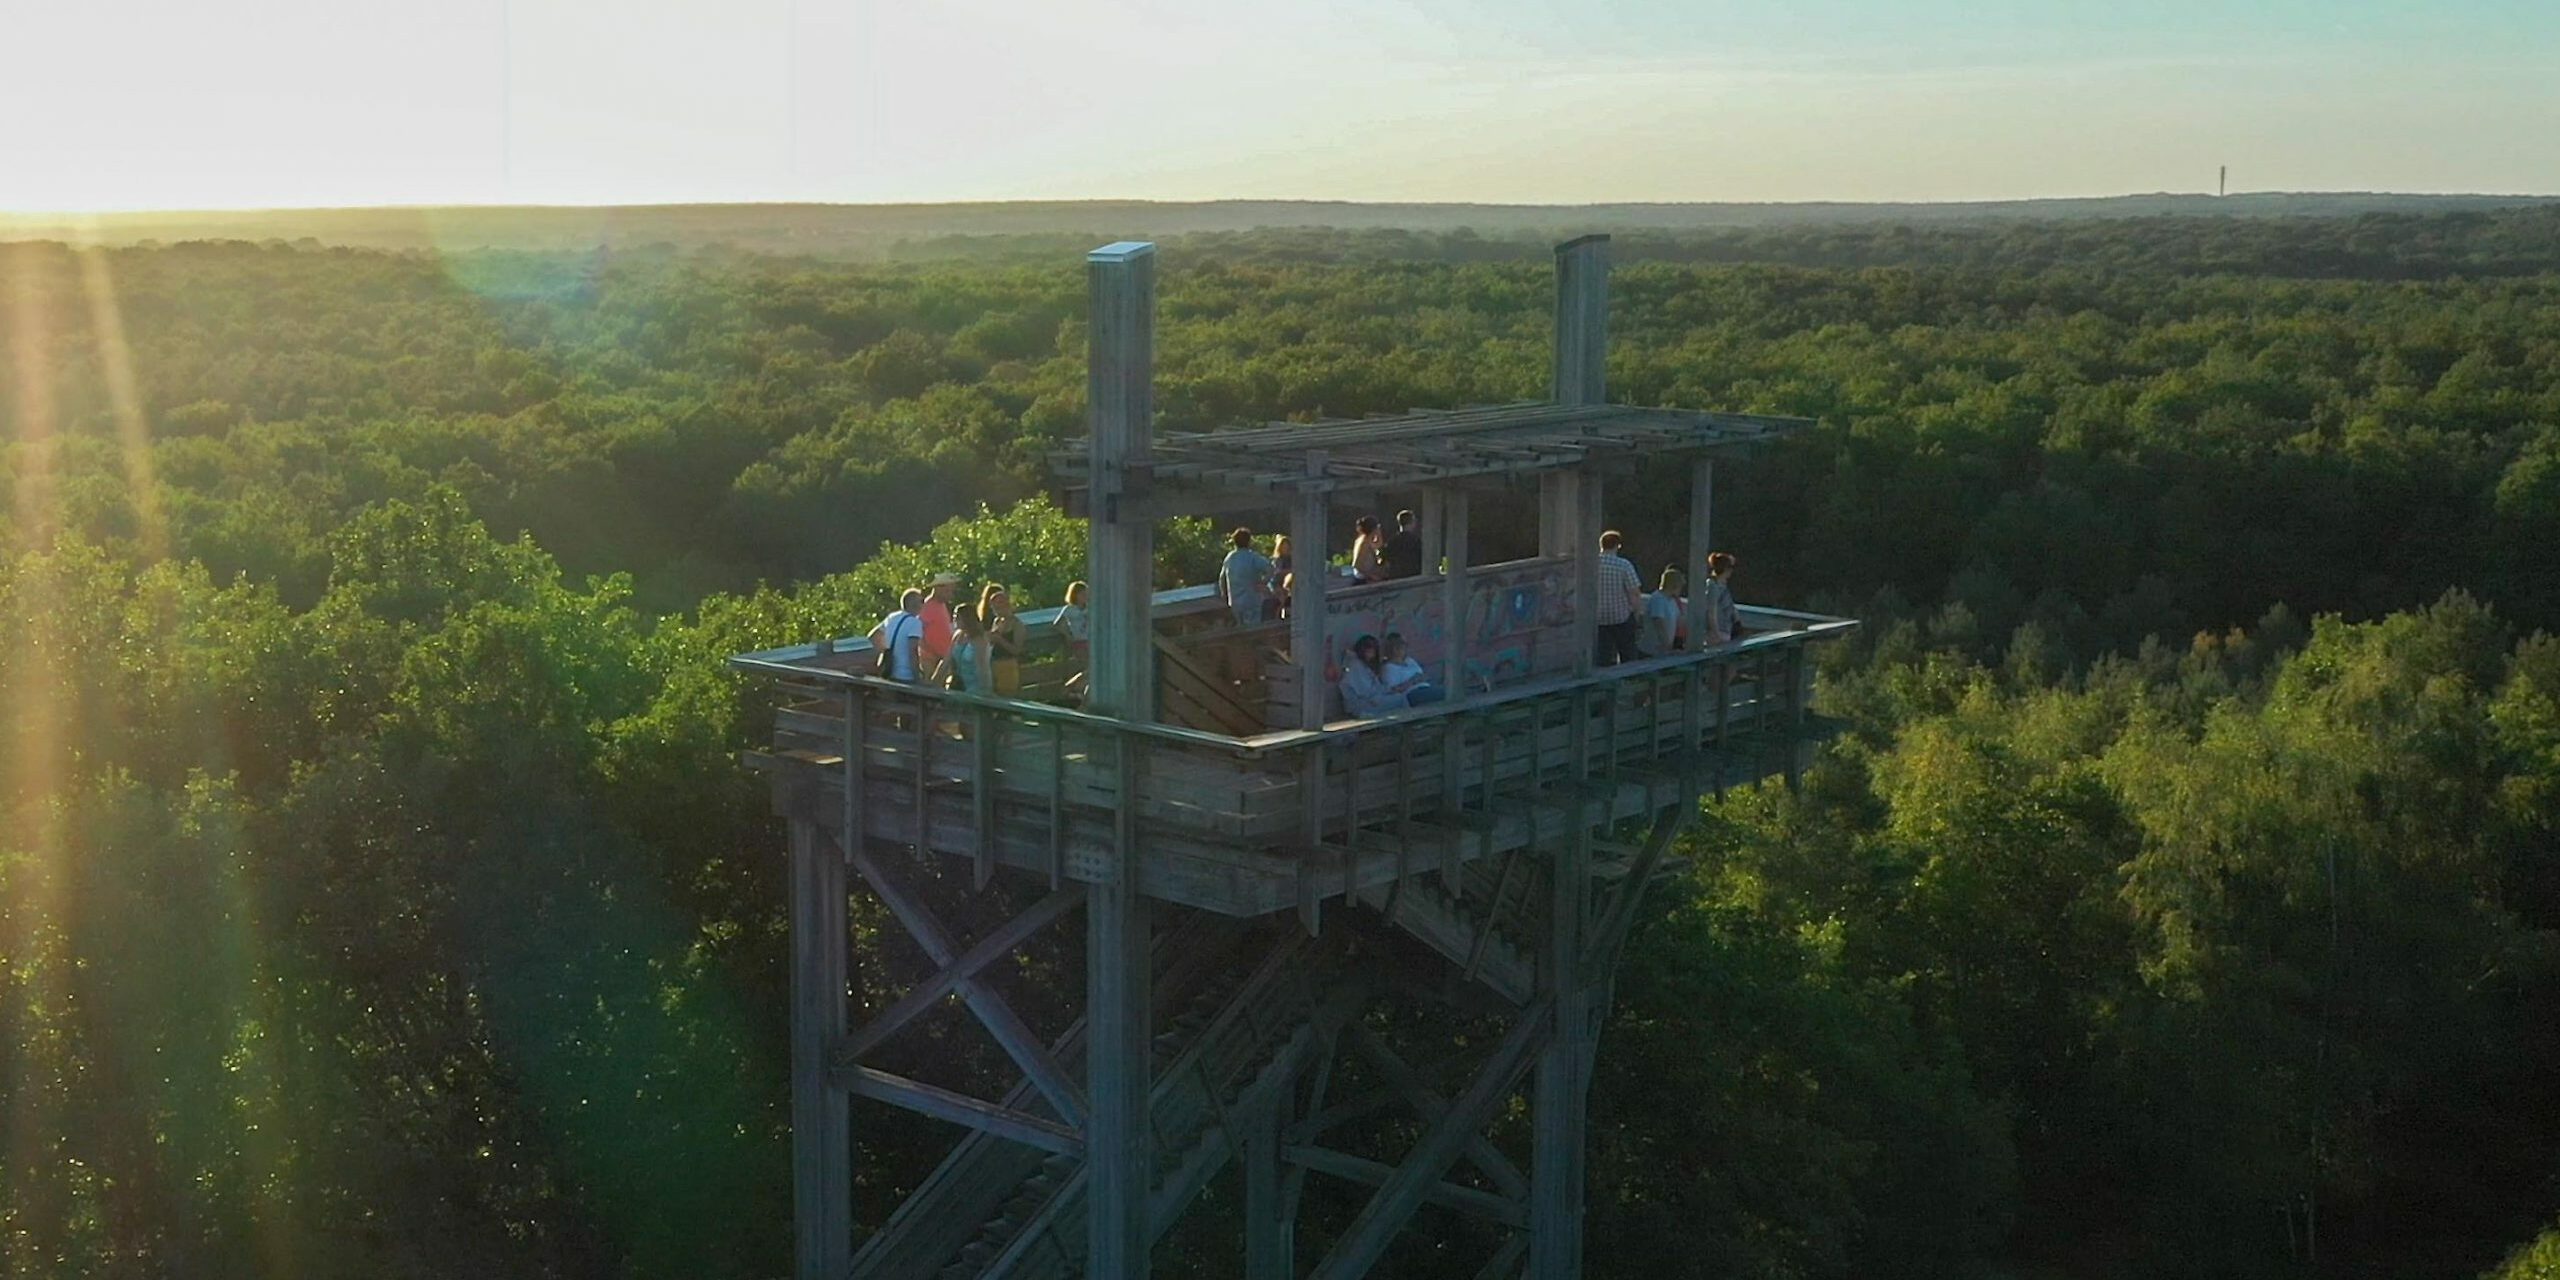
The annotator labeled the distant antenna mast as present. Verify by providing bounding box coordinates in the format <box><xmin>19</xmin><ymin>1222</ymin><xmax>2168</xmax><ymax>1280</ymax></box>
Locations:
<box><xmin>2219</xmin><ymin>165</ymin><xmax>2228</xmax><ymax>198</ymax></box>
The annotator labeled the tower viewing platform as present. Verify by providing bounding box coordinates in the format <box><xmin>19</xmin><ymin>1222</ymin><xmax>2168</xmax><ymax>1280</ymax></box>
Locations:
<box><xmin>734</xmin><ymin>236</ymin><xmax>1856</xmax><ymax>1280</ymax></box>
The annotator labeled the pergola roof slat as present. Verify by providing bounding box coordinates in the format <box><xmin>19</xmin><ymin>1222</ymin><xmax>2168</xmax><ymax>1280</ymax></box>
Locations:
<box><xmin>1051</xmin><ymin>401</ymin><xmax>1813</xmax><ymax>507</ymax></box>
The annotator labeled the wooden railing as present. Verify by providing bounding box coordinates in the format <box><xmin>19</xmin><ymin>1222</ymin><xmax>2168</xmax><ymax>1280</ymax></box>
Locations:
<box><xmin>735</xmin><ymin>601</ymin><xmax>1855</xmax><ymax>916</ymax></box>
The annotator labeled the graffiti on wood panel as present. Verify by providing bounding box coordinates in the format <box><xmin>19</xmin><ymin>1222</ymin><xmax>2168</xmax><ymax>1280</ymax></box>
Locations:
<box><xmin>1312</xmin><ymin>557</ymin><xmax>1578</xmax><ymax>688</ymax></box>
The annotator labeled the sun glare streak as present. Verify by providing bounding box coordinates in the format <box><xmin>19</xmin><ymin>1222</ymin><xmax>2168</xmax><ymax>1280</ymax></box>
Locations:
<box><xmin>1</xmin><ymin>244</ymin><xmax>70</xmax><ymax>1268</ymax></box>
<box><xmin>71</xmin><ymin>230</ymin><xmax>169</xmax><ymax>561</ymax></box>
<box><xmin>6</xmin><ymin>247</ymin><xmax>62</xmax><ymax>551</ymax></box>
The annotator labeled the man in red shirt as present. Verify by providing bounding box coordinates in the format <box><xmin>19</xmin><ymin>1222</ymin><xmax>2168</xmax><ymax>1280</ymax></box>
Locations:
<box><xmin>920</xmin><ymin>572</ymin><xmax>960</xmax><ymax>670</ymax></box>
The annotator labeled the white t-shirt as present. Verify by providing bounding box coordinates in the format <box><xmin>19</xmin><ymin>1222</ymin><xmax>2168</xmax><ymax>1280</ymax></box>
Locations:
<box><xmin>1056</xmin><ymin>603</ymin><xmax>1089</xmax><ymax>645</ymax></box>
<box><xmin>874</xmin><ymin>610</ymin><xmax>923</xmax><ymax>681</ymax></box>
<box><xmin>1381</xmin><ymin>655</ymin><xmax>1428</xmax><ymax>691</ymax></box>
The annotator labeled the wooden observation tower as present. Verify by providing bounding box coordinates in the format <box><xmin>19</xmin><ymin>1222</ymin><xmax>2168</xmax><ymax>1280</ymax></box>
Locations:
<box><xmin>734</xmin><ymin>237</ymin><xmax>1856</xmax><ymax>1280</ymax></box>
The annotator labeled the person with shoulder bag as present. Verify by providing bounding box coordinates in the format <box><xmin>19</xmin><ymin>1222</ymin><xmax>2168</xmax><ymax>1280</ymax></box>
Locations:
<box><xmin>870</xmin><ymin>588</ymin><xmax>928</xmax><ymax>682</ymax></box>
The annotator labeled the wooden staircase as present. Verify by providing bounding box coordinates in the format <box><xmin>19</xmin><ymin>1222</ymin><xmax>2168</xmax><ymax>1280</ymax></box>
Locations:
<box><xmin>851</xmin><ymin>916</ymin><xmax>1364</xmax><ymax>1279</ymax></box>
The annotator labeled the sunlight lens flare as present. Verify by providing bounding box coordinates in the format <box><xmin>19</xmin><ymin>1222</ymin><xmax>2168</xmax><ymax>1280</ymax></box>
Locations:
<box><xmin>71</xmin><ymin>231</ymin><xmax>168</xmax><ymax>561</ymax></box>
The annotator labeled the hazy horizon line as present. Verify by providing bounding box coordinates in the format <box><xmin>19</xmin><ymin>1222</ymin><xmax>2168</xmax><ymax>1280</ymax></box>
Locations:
<box><xmin>9</xmin><ymin>188</ymin><xmax>2560</xmax><ymax>221</ymax></box>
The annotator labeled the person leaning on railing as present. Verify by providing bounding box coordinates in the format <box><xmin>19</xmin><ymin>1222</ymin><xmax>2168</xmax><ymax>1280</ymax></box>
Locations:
<box><xmin>1058</xmin><ymin>581</ymin><xmax>1092</xmax><ymax>702</ymax></box>
<box><xmin>980</xmin><ymin>582</ymin><xmax>1027</xmax><ymax>694</ymax></box>
<box><xmin>1383</xmin><ymin>508</ymin><xmax>1423</xmax><ymax>579</ymax></box>
<box><xmin>1700</xmin><ymin>552</ymin><xmax>1742</xmax><ymax>646</ymax></box>
<box><xmin>1641</xmin><ymin>567</ymin><xmax>1685</xmax><ymax>657</ymax></box>
<box><xmin>1350</xmin><ymin>516</ymin><xmax>1388</xmax><ymax>585</ymax></box>
<box><xmin>1219</xmin><ymin>527</ymin><xmax>1278</xmax><ymax>626</ymax></box>
<box><xmin>920</xmin><ymin>572</ymin><xmax>960</xmax><ymax>670</ymax></box>
<box><xmin>942</xmin><ymin>602</ymin><xmax>993</xmax><ymax>694</ymax></box>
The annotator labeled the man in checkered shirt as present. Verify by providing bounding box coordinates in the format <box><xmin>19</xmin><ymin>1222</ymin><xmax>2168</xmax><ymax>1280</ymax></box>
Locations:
<box><xmin>1594</xmin><ymin>530</ymin><xmax>1645</xmax><ymax>666</ymax></box>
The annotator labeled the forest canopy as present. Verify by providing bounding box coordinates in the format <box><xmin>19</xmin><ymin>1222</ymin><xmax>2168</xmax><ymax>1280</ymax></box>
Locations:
<box><xmin>0</xmin><ymin>209</ymin><xmax>2556</xmax><ymax>1278</ymax></box>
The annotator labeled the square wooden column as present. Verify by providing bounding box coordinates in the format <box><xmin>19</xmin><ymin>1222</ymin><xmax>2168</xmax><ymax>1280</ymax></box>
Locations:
<box><xmin>1533</xmin><ymin>236</ymin><xmax>1613</xmax><ymax>1279</ymax></box>
<box><xmin>1684</xmin><ymin>458</ymin><xmax>1714</xmax><ymax>649</ymax></box>
<box><xmin>1084</xmin><ymin>241</ymin><xmax>1157</xmax><ymax>1279</ymax></box>
<box><xmin>1419</xmin><ymin>489</ymin><xmax>1445</xmax><ymax>578</ymax></box>
<box><xmin>1573</xmin><ymin>467</ymin><xmax>1603</xmax><ymax>676</ymax></box>
<box><xmin>1290</xmin><ymin>455</ymin><xmax>1331</xmax><ymax>731</ymax></box>
<box><xmin>1552</xmin><ymin>235</ymin><xmax>1608</xmax><ymax>407</ymax></box>
<box><xmin>1439</xmin><ymin>490</ymin><xmax>1470</xmax><ymax>702</ymax></box>
<box><xmin>1086</xmin><ymin>240</ymin><xmax>1157</xmax><ymax>722</ymax></box>
<box><xmin>788</xmin><ymin>807</ymin><xmax>852</xmax><ymax>1280</ymax></box>
<box><xmin>1086</xmin><ymin>802</ymin><xmax>1152</xmax><ymax>1279</ymax></box>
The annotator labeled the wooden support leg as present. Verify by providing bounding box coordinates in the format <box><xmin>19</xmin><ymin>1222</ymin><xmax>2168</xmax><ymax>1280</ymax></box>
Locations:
<box><xmin>1530</xmin><ymin>830</ymin><xmax>1591</xmax><ymax>1280</ymax></box>
<box><xmin>790</xmin><ymin>814</ymin><xmax>853</xmax><ymax>1280</ymax></box>
<box><xmin>1087</xmin><ymin>834</ymin><xmax>1153</xmax><ymax>1278</ymax></box>
<box><xmin>1246</xmin><ymin>1091</ymin><xmax>1295</xmax><ymax>1280</ymax></box>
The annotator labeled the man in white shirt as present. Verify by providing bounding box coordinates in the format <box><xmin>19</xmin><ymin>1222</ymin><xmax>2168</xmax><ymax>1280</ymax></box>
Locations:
<box><xmin>1594</xmin><ymin>530</ymin><xmax>1646</xmax><ymax>666</ymax></box>
<box><xmin>869</xmin><ymin>588</ymin><xmax>927</xmax><ymax>682</ymax></box>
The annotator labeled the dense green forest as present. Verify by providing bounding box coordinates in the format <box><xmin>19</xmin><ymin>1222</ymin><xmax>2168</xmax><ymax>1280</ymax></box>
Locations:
<box><xmin>2</xmin><ymin>208</ymin><xmax>2557</xmax><ymax>1278</ymax></box>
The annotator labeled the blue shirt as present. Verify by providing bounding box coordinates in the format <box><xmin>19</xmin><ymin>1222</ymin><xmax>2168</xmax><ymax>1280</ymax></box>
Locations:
<box><xmin>1220</xmin><ymin>548</ymin><xmax>1275</xmax><ymax>620</ymax></box>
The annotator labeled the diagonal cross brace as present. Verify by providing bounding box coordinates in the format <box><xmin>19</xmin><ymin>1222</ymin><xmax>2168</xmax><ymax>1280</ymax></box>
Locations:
<box><xmin>1582</xmin><ymin>805</ymin><xmax>1691</xmax><ymax>980</ymax></box>
<box><xmin>847</xmin><ymin>843</ymin><xmax>1090</xmax><ymax>1128</ymax></box>
<box><xmin>1344</xmin><ymin>1021</ymin><xmax>1530</xmax><ymax>1201</ymax></box>
<box><xmin>836</xmin><ymin>1063</ymin><xmax>1085</xmax><ymax>1156</ymax></box>
<box><xmin>836</xmin><ymin>883</ymin><xmax>1086</xmax><ymax>1063</ymax></box>
<box><xmin>1308</xmin><ymin>994</ymin><xmax>1555</xmax><ymax>1280</ymax></box>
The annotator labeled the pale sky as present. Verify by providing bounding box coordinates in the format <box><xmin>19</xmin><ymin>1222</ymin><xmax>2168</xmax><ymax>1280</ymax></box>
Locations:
<box><xmin>2</xmin><ymin>0</ymin><xmax>2555</xmax><ymax>211</ymax></box>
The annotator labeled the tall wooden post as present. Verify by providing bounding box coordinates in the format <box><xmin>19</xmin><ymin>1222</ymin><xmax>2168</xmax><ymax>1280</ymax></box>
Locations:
<box><xmin>1439</xmin><ymin>490</ymin><xmax>1470</xmax><ymax>703</ymax></box>
<box><xmin>1244</xmin><ymin>1096</ymin><xmax>1293</xmax><ymax>1280</ymax></box>
<box><xmin>1538</xmin><ymin>473</ymin><xmax>1577</xmax><ymax>559</ymax></box>
<box><xmin>789</xmin><ymin>804</ymin><xmax>852</xmax><ymax>1280</ymax></box>
<box><xmin>1684</xmin><ymin>459</ymin><xmax>1714</xmax><ymax>649</ymax></box>
<box><xmin>1529</xmin><ymin>898</ymin><xmax>1591</xmax><ymax>1278</ymax></box>
<box><xmin>1419</xmin><ymin>489</ymin><xmax>1444</xmax><ymax>577</ymax></box>
<box><xmin>1088</xmin><ymin>761</ymin><xmax>1153</xmax><ymax>1279</ymax></box>
<box><xmin>1290</xmin><ymin>454</ymin><xmax>1331</xmax><ymax>731</ymax></box>
<box><xmin>1087</xmin><ymin>241</ymin><xmax>1157</xmax><ymax>721</ymax></box>
<box><xmin>1553</xmin><ymin>235</ymin><xmax>1609</xmax><ymax>675</ymax></box>
<box><xmin>1085</xmin><ymin>241</ymin><xmax>1158</xmax><ymax>1279</ymax></box>
<box><xmin>1574</xmin><ymin>468</ymin><xmax>1604</xmax><ymax>676</ymax></box>
<box><xmin>1552</xmin><ymin>235</ymin><xmax>1608</xmax><ymax>408</ymax></box>
<box><xmin>1531</xmin><ymin>763</ymin><xmax>1594</xmax><ymax>1278</ymax></box>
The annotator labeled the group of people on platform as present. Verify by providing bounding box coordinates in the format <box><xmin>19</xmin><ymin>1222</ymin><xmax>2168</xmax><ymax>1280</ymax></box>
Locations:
<box><xmin>1325</xmin><ymin>528</ymin><xmax>1745</xmax><ymax>719</ymax></box>
<box><xmin>866</xmin><ymin>573</ymin><xmax>1092</xmax><ymax>696</ymax></box>
<box><xmin>1217</xmin><ymin>508</ymin><xmax>1429</xmax><ymax>628</ymax></box>
<box><xmin>1595</xmin><ymin>530</ymin><xmax>1743</xmax><ymax>666</ymax></box>
<box><xmin>860</xmin><ymin>520</ymin><xmax>1742</xmax><ymax>720</ymax></box>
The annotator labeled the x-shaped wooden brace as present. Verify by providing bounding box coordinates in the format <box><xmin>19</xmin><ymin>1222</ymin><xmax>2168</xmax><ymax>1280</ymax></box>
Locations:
<box><xmin>1303</xmin><ymin>993</ymin><xmax>1555</xmax><ymax>1280</ymax></box>
<box><xmin>828</xmin><ymin>841</ymin><xmax>1090</xmax><ymax>1149</ymax></box>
